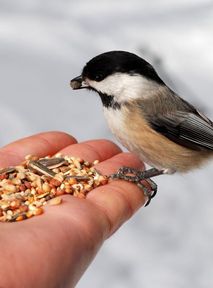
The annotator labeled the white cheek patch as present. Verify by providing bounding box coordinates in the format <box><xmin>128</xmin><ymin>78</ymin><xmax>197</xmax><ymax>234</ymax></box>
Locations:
<box><xmin>86</xmin><ymin>72</ymin><xmax>159</xmax><ymax>102</ymax></box>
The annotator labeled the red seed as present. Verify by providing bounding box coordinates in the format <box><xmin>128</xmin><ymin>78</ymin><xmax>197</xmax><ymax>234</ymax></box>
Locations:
<box><xmin>19</xmin><ymin>184</ymin><xmax>26</xmax><ymax>191</ymax></box>
<box><xmin>0</xmin><ymin>173</ymin><xmax>8</xmax><ymax>180</ymax></box>
<box><xmin>37</xmin><ymin>189</ymin><xmax>44</xmax><ymax>195</ymax></box>
<box><xmin>24</xmin><ymin>181</ymin><xmax>32</xmax><ymax>189</ymax></box>
<box><xmin>49</xmin><ymin>178</ymin><xmax>61</xmax><ymax>187</ymax></box>
<box><xmin>99</xmin><ymin>176</ymin><xmax>108</xmax><ymax>185</ymax></box>
<box><xmin>10</xmin><ymin>199</ymin><xmax>21</xmax><ymax>210</ymax></box>
<box><xmin>19</xmin><ymin>205</ymin><xmax>29</xmax><ymax>213</ymax></box>
<box><xmin>55</xmin><ymin>189</ymin><xmax>65</xmax><ymax>196</ymax></box>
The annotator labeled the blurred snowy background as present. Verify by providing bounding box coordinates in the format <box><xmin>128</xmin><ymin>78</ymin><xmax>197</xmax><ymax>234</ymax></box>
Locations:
<box><xmin>1</xmin><ymin>0</ymin><xmax>213</xmax><ymax>287</ymax></box>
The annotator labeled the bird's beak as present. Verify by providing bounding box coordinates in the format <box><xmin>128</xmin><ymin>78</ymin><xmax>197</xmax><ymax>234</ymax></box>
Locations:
<box><xmin>70</xmin><ymin>75</ymin><xmax>89</xmax><ymax>90</ymax></box>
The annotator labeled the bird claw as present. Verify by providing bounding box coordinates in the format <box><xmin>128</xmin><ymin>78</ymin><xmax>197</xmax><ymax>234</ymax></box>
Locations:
<box><xmin>110</xmin><ymin>166</ymin><xmax>158</xmax><ymax>206</ymax></box>
<box><xmin>110</xmin><ymin>166</ymin><xmax>141</xmax><ymax>182</ymax></box>
<box><xmin>137</xmin><ymin>179</ymin><xmax>157</xmax><ymax>206</ymax></box>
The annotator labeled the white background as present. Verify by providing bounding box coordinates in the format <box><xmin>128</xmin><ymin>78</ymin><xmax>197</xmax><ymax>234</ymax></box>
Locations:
<box><xmin>1</xmin><ymin>1</ymin><xmax>213</xmax><ymax>287</ymax></box>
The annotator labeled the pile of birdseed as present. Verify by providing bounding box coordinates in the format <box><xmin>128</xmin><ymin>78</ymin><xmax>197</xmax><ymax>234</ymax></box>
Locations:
<box><xmin>0</xmin><ymin>154</ymin><xmax>108</xmax><ymax>222</ymax></box>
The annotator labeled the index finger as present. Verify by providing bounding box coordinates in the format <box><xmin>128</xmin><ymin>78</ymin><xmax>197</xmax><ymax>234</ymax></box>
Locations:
<box><xmin>0</xmin><ymin>131</ymin><xmax>77</xmax><ymax>167</ymax></box>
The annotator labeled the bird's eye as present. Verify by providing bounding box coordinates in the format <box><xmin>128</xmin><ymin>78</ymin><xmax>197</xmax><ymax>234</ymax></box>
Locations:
<box><xmin>94</xmin><ymin>73</ymin><xmax>104</xmax><ymax>81</ymax></box>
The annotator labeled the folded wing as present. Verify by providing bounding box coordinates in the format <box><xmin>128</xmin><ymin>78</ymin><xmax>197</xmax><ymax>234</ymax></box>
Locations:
<box><xmin>151</xmin><ymin>110</ymin><xmax>213</xmax><ymax>151</ymax></box>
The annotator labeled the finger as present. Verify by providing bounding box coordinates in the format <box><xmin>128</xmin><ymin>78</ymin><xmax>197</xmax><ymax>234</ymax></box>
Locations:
<box><xmin>59</xmin><ymin>139</ymin><xmax>122</xmax><ymax>162</ymax></box>
<box><xmin>87</xmin><ymin>152</ymin><xmax>147</xmax><ymax>236</ymax></box>
<box><xmin>58</xmin><ymin>146</ymin><xmax>146</xmax><ymax>238</ymax></box>
<box><xmin>0</xmin><ymin>131</ymin><xmax>77</xmax><ymax>167</ymax></box>
<box><xmin>95</xmin><ymin>151</ymin><xmax>144</xmax><ymax>175</ymax></box>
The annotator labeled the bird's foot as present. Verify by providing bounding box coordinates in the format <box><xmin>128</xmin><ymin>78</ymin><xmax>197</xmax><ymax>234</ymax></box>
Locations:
<box><xmin>110</xmin><ymin>167</ymin><xmax>163</xmax><ymax>206</ymax></box>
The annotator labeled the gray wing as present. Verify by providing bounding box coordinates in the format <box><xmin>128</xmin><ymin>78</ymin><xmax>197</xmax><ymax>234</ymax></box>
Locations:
<box><xmin>150</xmin><ymin>110</ymin><xmax>213</xmax><ymax>151</ymax></box>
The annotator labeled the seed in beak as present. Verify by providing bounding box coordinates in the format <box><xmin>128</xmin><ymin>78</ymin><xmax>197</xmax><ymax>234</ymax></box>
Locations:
<box><xmin>70</xmin><ymin>75</ymin><xmax>89</xmax><ymax>89</ymax></box>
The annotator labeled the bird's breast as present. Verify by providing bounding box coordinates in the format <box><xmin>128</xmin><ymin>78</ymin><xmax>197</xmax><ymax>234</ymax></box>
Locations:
<box><xmin>103</xmin><ymin>105</ymin><xmax>163</xmax><ymax>167</ymax></box>
<box><xmin>103</xmin><ymin>105</ymin><xmax>210</xmax><ymax>172</ymax></box>
<box><xmin>103</xmin><ymin>106</ymin><xmax>134</xmax><ymax>150</ymax></box>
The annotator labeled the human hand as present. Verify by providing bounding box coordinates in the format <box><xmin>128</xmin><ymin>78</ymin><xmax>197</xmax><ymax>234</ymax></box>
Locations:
<box><xmin>0</xmin><ymin>131</ymin><xmax>146</xmax><ymax>288</ymax></box>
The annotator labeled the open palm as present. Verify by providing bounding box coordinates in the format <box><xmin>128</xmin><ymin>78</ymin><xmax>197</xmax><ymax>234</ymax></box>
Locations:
<box><xmin>0</xmin><ymin>131</ymin><xmax>146</xmax><ymax>288</ymax></box>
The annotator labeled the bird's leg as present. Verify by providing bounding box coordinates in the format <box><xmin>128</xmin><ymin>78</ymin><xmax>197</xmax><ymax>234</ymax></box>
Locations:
<box><xmin>111</xmin><ymin>167</ymin><xmax>164</xmax><ymax>180</ymax></box>
<box><xmin>110</xmin><ymin>167</ymin><xmax>164</xmax><ymax>206</ymax></box>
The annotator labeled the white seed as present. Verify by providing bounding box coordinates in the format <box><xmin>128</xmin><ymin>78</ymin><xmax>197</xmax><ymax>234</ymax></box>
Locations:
<box><xmin>28</xmin><ymin>204</ymin><xmax>36</xmax><ymax>211</ymax></box>
<box><xmin>73</xmin><ymin>159</ymin><xmax>81</xmax><ymax>169</ymax></box>
<box><xmin>16</xmin><ymin>165</ymin><xmax>26</xmax><ymax>172</ymax></box>
<box><xmin>60</xmin><ymin>183</ymin><xmax>65</xmax><ymax>189</ymax></box>
<box><xmin>54</xmin><ymin>174</ymin><xmax>64</xmax><ymax>182</ymax></box>
<box><xmin>31</xmin><ymin>188</ymin><xmax>36</xmax><ymax>195</ymax></box>
<box><xmin>1</xmin><ymin>203</ymin><xmax>10</xmax><ymax>209</ymax></box>
<box><xmin>48</xmin><ymin>197</ymin><xmax>62</xmax><ymax>205</ymax></box>
<box><xmin>36</xmin><ymin>177</ymin><xmax>42</xmax><ymax>189</ymax></box>
<box><xmin>3</xmin><ymin>184</ymin><xmax>17</xmax><ymax>193</ymax></box>
<box><xmin>26</xmin><ymin>172</ymin><xmax>37</xmax><ymax>182</ymax></box>
<box><xmin>42</xmin><ymin>182</ymin><xmax>51</xmax><ymax>192</ymax></box>
<box><xmin>17</xmin><ymin>172</ymin><xmax>26</xmax><ymax>180</ymax></box>
<box><xmin>11</xmin><ymin>178</ymin><xmax>21</xmax><ymax>185</ymax></box>
<box><xmin>55</xmin><ymin>153</ymin><xmax>62</xmax><ymax>158</ymax></box>
<box><xmin>7</xmin><ymin>210</ymin><xmax>13</xmax><ymax>216</ymax></box>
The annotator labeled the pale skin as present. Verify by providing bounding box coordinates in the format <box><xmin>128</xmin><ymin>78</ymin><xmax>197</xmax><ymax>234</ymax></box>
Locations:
<box><xmin>0</xmin><ymin>131</ymin><xmax>147</xmax><ymax>288</ymax></box>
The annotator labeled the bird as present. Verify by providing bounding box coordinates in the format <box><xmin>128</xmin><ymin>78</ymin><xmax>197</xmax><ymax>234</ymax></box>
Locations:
<box><xmin>70</xmin><ymin>50</ymin><xmax>213</xmax><ymax>205</ymax></box>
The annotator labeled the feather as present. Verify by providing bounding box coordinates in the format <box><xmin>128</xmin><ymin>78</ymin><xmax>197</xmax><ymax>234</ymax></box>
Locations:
<box><xmin>150</xmin><ymin>110</ymin><xmax>213</xmax><ymax>151</ymax></box>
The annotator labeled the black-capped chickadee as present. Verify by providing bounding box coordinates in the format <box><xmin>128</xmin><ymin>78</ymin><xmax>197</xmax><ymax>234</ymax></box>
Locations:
<box><xmin>70</xmin><ymin>51</ymin><xmax>213</xmax><ymax>205</ymax></box>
